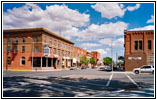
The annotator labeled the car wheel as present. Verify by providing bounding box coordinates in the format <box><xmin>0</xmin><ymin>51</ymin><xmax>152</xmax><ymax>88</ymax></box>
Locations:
<box><xmin>152</xmin><ymin>71</ymin><xmax>154</xmax><ymax>74</ymax></box>
<box><xmin>135</xmin><ymin>70</ymin><xmax>139</xmax><ymax>74</ymax></box>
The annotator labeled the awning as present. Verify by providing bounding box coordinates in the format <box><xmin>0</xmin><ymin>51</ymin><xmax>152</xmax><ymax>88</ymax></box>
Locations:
<box><xmin>30</xmin><ymin>53</ymin><xmax>43</xmax><ymax>57</ymax></box>
<box><xmin>30</xmin><ymin>53</ymin><xmax>54</xmax><ymax>58</ymax></box>
<box><xmin>48</xmin><ymin>54</ymin><xmax>54</xmax><ymax>58</ymax></box>
<box><xmin>73</xmin><ymin>58</ymin><xmax>77</xmax><ymax>63</ymax></box>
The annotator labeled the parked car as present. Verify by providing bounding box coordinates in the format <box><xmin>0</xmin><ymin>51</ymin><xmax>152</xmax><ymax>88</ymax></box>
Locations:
<box><xmin>92</xmin><ymin>65</ymin><xmax>97</xmax><ymax>69</ymax></box>
<box><xmin>133</xmin><ymin>65</ymin><xmax>154</xmax><ymax>74</ymax></box>
<box><xmin>105</xmin><ymin>66</ymin><xmax>112</xmax><ymax>71</ymax></box>
<box><xmin>99</xmin><ymin>65</ymin><xmax>106</xmax><ymax>69</ymax></box>
<box><xmin>81</xmin><ymin>65</ymin><xmax>87</xmax><ymax>69</ymax></box>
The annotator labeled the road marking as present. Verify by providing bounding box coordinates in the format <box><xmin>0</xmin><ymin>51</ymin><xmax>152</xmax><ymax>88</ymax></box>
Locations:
<box><xmin>124</xmin><ymin>73</ymin><xmax>140</xmax><ymax>88</ymax></box>
<box><xmin>87</xmin><ymin>89</ymin><xmax>125</xmax><ymax>97</ymax></box>
<box><xmin>106</xmin><ymin>73</ymin><xmax>113</xmax><ymax>86</ymax></box>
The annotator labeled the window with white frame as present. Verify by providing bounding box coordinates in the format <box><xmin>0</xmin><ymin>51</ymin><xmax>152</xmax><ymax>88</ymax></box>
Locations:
<box><xmin>21</xmin><ymin>57</ymin><xmax>25</xmax><ymax>65</ymax></box>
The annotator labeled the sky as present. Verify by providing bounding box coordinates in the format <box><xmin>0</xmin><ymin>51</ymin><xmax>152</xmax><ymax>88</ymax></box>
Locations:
<box><xmin>3</xmin><ymin>2</ymin><xmax>155</xmax><ymax>60</ymax></box>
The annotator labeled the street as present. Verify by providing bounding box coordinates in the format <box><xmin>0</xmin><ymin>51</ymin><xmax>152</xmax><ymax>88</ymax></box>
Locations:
<box><xmin>3</xmin><ymin>69</ymin><xmax>154</xmax><ymax>97</ymax></box>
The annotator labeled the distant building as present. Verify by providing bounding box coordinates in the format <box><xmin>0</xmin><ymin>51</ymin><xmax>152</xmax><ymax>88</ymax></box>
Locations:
<box><xmin>91</xmin><ymin>51</ymin><xmax>100</xmax><ymax>64</ymax></box>
<box><xmin>124</xmin><ymin>30</ymin><xmax>154</xmax><ymax>71</ymax></box>
<box><xmin>3</xmin><ymin>28</ymin><xmax>74</xmax><ymax>71</ymax></box>
<box><xmin>73</xmin><ymin>46</ymin><xmax>87</xmax><ymax>68</ymax></box>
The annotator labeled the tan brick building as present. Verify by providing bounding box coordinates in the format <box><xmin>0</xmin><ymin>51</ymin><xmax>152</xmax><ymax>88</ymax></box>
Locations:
<box><xmin>3</xmin><ymin>28</ymin><xmax>74</xmax><ymax>71</ymax></box>
<box><xmin>124</xmin><ymin>30</ymin><xmax>154</xmax><ymax>71</ymax></box>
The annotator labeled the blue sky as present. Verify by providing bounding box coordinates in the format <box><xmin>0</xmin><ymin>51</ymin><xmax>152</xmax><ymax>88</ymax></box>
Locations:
<box><xmin>3</xmin><ymin>2</ymin><xmax>154</xmax><ymax>60</ymax></box>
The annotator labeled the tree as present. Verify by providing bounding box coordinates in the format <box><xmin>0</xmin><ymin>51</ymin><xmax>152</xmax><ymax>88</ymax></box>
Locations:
<box><xmin>103</xmin><ymin>57</ymin><xmax>112</xmax><ymax>65</ymax></box>
<box><xmin>89</xmin><ymin>58</ymin><xmax>96</xmax><ymax>65</ymax></box>
<box><xmin>118</xmin><ymin>56</ymin><xmax>124</xmax><ymax>61</ymax></box>
<box><xmin>80</xmin><ymin>56</ymin><xmax>89</xmax><ymax>66</ymax></box>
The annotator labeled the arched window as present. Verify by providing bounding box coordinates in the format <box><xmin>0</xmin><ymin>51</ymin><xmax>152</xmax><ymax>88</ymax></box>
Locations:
<box><xmin>21</xmin><ymin>57</ymin><xmax>25</xmax><ymax>66</ymax></box>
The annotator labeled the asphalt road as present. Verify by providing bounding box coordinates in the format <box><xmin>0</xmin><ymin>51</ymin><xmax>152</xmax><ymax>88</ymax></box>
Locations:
<box><xmin>3</xmin><ymin>69</ymin><xmax>154</xmax><ymax>97</ymax></box>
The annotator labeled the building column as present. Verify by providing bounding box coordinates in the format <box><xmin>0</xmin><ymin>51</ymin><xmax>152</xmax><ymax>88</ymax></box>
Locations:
<box><xmin>41</xmin><ymin>57</ymin><xmax>42</xmax><ymax>68</ymax></box>
<box><xmin>51</xmin><ymin>58</ymin><xmax>53</xmax><ymax>67</ymax></box>
<box><xmin>46</xmin><ymin>57</ymin><xmax>48</xmax><ymax>67</ymax></box>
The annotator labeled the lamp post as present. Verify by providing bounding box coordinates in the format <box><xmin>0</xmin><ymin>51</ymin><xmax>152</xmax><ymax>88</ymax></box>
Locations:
<box><xmin>28</xmin><ymin>37</ymin><xmax>34</xmax><ymax>70</ymax></box>
<box><xmin>111</xmin><ymin>40</ymin><xmax>113</xmax><ymax>72</ymax></box>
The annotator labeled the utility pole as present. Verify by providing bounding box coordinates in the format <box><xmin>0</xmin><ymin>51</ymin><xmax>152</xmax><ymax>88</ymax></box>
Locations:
<box><xmin>6</xmin><ymin>36</ymin><xmax>8</xmax><ymax>71</ymax></box>
<box><xmin>111</xmin><ymin>40</ymin><xmax>113</xmax><ymax>72</ymax></box>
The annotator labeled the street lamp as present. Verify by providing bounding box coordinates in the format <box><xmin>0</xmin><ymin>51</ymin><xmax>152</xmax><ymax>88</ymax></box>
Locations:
<box><xmin>28</xmin><ymin>37</ymin><xmax>34</xmax><ymax>70</ymax></box>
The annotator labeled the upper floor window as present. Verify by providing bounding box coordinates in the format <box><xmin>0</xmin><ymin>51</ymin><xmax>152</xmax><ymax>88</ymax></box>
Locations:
<box><xmin>8</xmin><ymin>46</ymin><xmax>11</xmax><ymax>52</ymax></box>
<box><xmin>15</xmin><ymin>37</ymin><xmax>18</xmax><ymax>43</ymax></box>
<box><xmin>35</xmin><ymin>36</ymin><xmax>39</xmax><ymax>42</ymax></box>
<box><xmin>21</xmin><ymin>57</ymin><xmax>25</xmax><ymax>66</ymax></box>
<box><xmin>35</xmin><ymin>46</ymin><xmax>39</xmax><ymax>52</ymax></box>
<box><xmin>58</xmin><ymin>41</ymin><xmax>60</xmax><ymax>48</ymax></box>
<box><xmin>8</xmin><ymin>37</ymin><xmax>11</xmax><ymax>43</ymax></box>
<box><xmin>134</xmin><ymin>40</ymin><xmax>138</xmax><ymax>50</ymax></box>
<box><xmin>22</xmin><ymin>37</ymin><xmax>25</xmax><ymax>43</ymax></box>
<box><xmin>148</xmin><ymin>40</ymin><xmax>152</xmax><ymax>50</ymax></box>
<box><xmin>54</xmin><ymin>40</ymin><xmax>56</xmax><ymax>46</ymax></box>
<box><xmin>22</xmin><ymin>46</ymin><xmax>25</xmax><ymax>52</ymax></box>
<box><xmin>7</xmin><ymin>57</ymin><xmax>11</xmax><ymax>65</ymax></box>
<box><xmin>62</xmin><ymin>43</ymin><xmax>64</xmax><ymax>48</ymax></box>
<box><xmin>44</xmin><ymin>36</ymin><xmax>46</xmax><ymax>43</ymax></box>
<box><xmin>139</xmin><ymin>40</ymin><xmax>142</xmax><ymax>50</ymax></box>
<box><xmin>14</xmin><ymin>46</ymin><xmax>18</xmax><ymax>52</ymax></box>
<box><xmin>49</xmin><ymin>38</ymin><xmax>52</xmax><ymax>45</ymax></box>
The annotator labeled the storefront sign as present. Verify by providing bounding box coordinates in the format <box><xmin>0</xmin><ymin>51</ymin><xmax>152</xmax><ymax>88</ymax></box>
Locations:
<box><xmin>44</xmin><ymin>47</ymin><xmax>50</xmax><ymax>57</ymax></box>
<box><xmin>128</xmin><ymin>57</ymin><xmax>142</xmax><ymax>60</ymax></box>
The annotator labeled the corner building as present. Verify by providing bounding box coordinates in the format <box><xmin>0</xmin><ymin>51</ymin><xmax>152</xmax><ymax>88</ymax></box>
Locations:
<box><xmin>3</xmin><ymin>28</ymin><xmax>74</xmax><ymax>71</ymax></box>
<box><xmin>124</xmin><ymin>30</ymin><xmax>154</xmax><ymax>71</ymax></box>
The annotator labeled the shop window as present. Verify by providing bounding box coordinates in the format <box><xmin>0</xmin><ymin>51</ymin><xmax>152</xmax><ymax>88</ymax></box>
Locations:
<box><xmin>139</xmin><ymin>40</ymin><xmax>142</xmax><ymax>50</ymax></box>
<box><xmin>21</xmin><ymin>57</ymin><xmax>25</xmax><ymax>65</ymax></box>
<box><xmin>148</xmin><ymin>40</ymin><xmax>151</xmax><ymax>50</ymax></box>
<box><xmin>7</xmin><ymin>57</ymin><xmax>11</xmax><ymax>65</ymax></box>
<box><xmin>134</xmin><ymin>40</ymin><xmax>138</xmax><ymax>50</ymax></box>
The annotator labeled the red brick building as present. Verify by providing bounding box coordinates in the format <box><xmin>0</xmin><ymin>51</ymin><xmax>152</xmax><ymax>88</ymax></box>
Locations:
<box><xmin>91</xmin><ymin>51</ymin><xmax>100</xmax><ymax>64</ymax></box>
<box><xmin>3</xmin><ymin>28</ymin><xmax>74</xmax><ymax>71</ymax></box>
<box><xmin>73</xmin><ymin>46</ymin><xmax>87</xmax><ymax>68</ymax></box>
<box><xmin>124</xmin><ymin>30</ymin><xmax>154</xmax><ymax>71</ymax></box>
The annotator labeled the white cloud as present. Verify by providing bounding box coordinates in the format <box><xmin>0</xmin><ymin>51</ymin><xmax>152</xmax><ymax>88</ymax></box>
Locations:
<box><xmin>98</xmin><ymin>38</ymin><xmax>124</xmax><ymax>48</ymax></box>
<box><xmin>81</xmin><ymin>43</ymin><xmax>101</xmax><ymax>48</ymax></box>
<box><xmin>91</xmin><ymin>3</ymin><xmax>141</xmax><ymax>19</ymax></box>
<box><xmin>3</xmin><ymin>3</ymin><xmax>90</xmax><ymax>39</ymax></box>
<box><xmin>77</xmin><ymin>21</ymin><xmax>128</xmax><ymax>41</ymax></box>
<box><xmin>95</xmin><ymin>49</ymin><xmax>107</xmax><ymax>56</ymax></box>
<box><xmin>91</xmin><ymin>3</ymin><xmax>126</xmax><ymax>19</ymax></box>
<box><xmin>129</xmin><ymin>25</ymin><xmax>154</xmax><ymax>31</ymax></box>
<box><xmin>147</xmin><ymin>15</ymin><xmax>154</xmax><ymax>23</ymax></box>
<box><xmin>127</xmin><ymin>4</ymin><xmax>140</xmax><ymax>11</ymax></box>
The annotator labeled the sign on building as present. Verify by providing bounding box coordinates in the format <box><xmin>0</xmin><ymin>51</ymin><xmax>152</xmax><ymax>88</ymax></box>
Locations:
<box><xmin>44</xmin><ymin>46</ymin><xmax>50</xmax><ymax>57</ymax></box>
<box><xmin>128</xmin><ymin>57</ymin><xmax>142</xmax><ymax>60</ymax></box>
